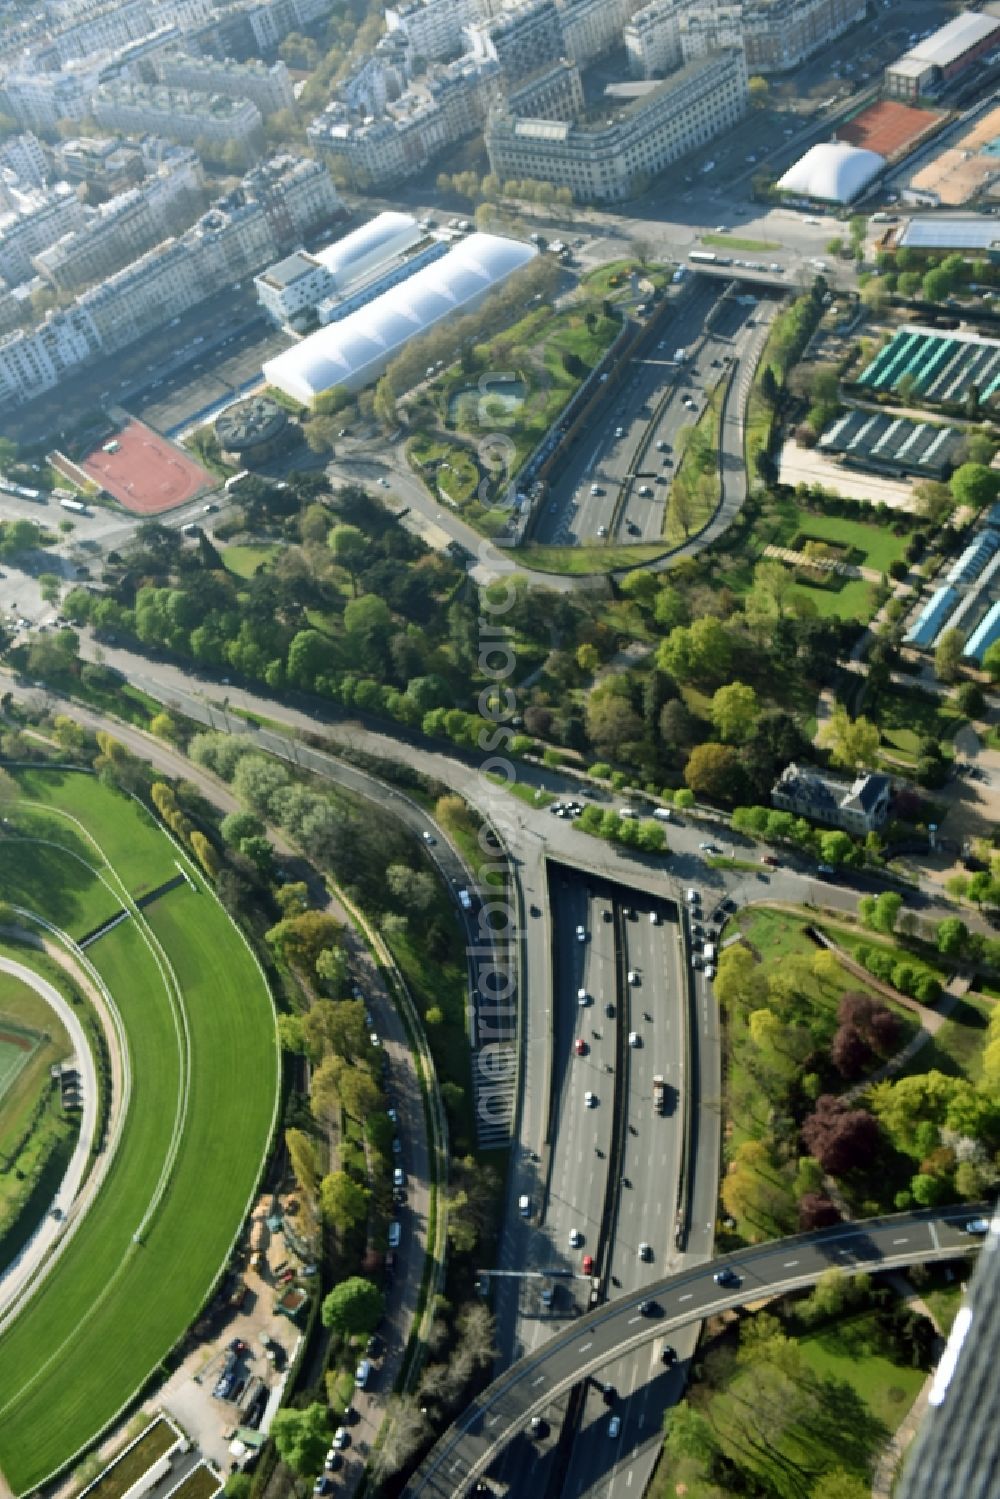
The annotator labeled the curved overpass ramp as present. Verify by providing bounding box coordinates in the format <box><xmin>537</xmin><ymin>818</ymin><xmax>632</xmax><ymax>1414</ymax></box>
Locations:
<box><xmin>403</xmin><ymin>1207</ymin><xmax>990</xmax><ymax>1498</ymax></box>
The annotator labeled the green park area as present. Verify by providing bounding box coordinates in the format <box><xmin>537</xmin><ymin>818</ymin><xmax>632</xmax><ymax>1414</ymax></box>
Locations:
<box><xmin>221</xmin><ymin>543</ymin><xmax>280</xmax><ymax>579</ymax></box>
<box><xmin>405</xmin><ymin>280</ymin><xmax>622</xmax><ymax>536</ymax></box>
<box><xmin>0</xmin><ymin>770</ymin><xmax>277</xmax><ymax>1494</ymax></box>
<box><xmin>653</xmin><ymin>1277</ymin><xmax>937</xmax><ymax>1499</ymax></box>
<box><xmin>664</xmin><ymin>377</ymin><xmax>727</xmax><ymax>548</ymax></box>
<box><xmin>715</xmin><ymin>904</ymin><xmax>996</xmax><ymax>1248</ymax></box>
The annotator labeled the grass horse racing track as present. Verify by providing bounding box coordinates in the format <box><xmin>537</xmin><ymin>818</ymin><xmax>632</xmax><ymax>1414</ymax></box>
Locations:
<box><xmin>0</xmin><ymin>768</ymin><xmax>278</xmax><ymax>1494</ymax></box>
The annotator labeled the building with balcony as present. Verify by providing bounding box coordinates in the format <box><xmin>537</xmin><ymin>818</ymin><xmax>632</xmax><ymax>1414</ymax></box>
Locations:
<box><xmin>91</xmin><ymin>80</ymin><xmax>263</xmax><ymax>146</ymax></box>
<box><xmin>486</xmin><ymin>46</ymin><xmax>747</xmax><ymax>201</ymax></box>
<box><xmin>385</xmin><ymin>0</ymin><xmax>486</xmax><ymax>63</ymax></box>
<box><xmin>156</xmin><ymin>53</ymin><xmax>295</xmax><ymax>114</ymax></box>
<box><xmin>0</xmin><ymin>184</ymin><xmax>87</xmax><ymax>289</ymax></box>
<box><xmin>240</xmin><ymin>153</ymin><xmax>342</xmax><ymax>248</ymax></box>
<box><xmin>558</xmin><ymin>0</ymin><xmax>626</xmax><ymax>67</ymax></box>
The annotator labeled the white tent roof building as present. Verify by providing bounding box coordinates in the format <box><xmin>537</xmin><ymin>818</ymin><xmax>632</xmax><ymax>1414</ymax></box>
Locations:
<box><xmin>777</xmin><ymin>141</ymin><xmax>886</xmax><ymax>204</ymax></box>
<box><xmin>263</xmin><ymin>231</ymin><xmax>538</xmax><ymax>402</ymax></box>
<box><xmin>311</xmin><ymin>210</ymin><xmax>421</xmax><ymax>291</ymax></box>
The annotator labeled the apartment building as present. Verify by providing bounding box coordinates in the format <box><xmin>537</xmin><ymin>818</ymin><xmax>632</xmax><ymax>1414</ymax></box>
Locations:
<box><xmin>679</xmin><ymin>0</ymin><xmax>743</xmax><ymax>61</ymax></box>
<box><xmin>0</xmin><ymin>303</ymin><xmax>101</xmax><ymax>406</ymax></box>
<box><xmin>192</xmin><ymin>0</ymin><xmax>337</xmax><ymax>64</ymax></box>
<box><xmin>0</xmin><ymin>185</ymin><xmax>87</xmax><ymax>289</ymax></box>
<box><xmin>486</xmin><ymin>46</ymin><xmax>747</xmax><ymax>199</ymax></box>
<box><xmin>741</xmin><ymin>0</ymin><xmax>865</xmax><ymax>74</ymax></box>
<box><xmin>156</xmin><ymin>53</ymin><xmax>295</xmax><ymax>114</ymax></box>
<box><xmin>32</xmin><ymin>159</ymin><xmax>202</xmax><ymax>294</ymax></box>
<box><xmin>557</xmin><ymin>0</ymin><xmax>626</xmax><ymax>67</ymax></box>
<box><xmin>385</xmin><ymin>0</ymin><xmax>486</xmax><ymax>63</ymax></box>
<box><xmin>309</xmin><ymin>55</ymin><xmax>498</xmax><ymax>188</ymax></box>
<box><xmin>54</xmin><ymin>135</ymin><xmax>145</xmax><ymax>188</ymax></box>
<box><xmin>465</xmin><ymin>0</ymin><xmax>567</xmax><ymax>87</ymax></box>
<box><xmin>240</xmin><ymin>154</ymin><xmax>342</xmax><ymax>248</ymax></box>
<box><xmin>507</xmin><ymin>58</ymin><xmax>584</xmax><ymax>122</ymax></box>
<box><xmin>2</xmin><ymin>62</ymin><xmax>101</xmax><ymax>130</ymax></box>
<box><xmin>624</xmin><ymin>0</ymin><xmax>683</xmax><ymax>80</ymax></box>
<box><xmin>187</xmin><ymin>197</ymin><xmax>276</xmax><ymax>282</ymax></box>
<box><xmin>75</xmin><ymin>236</ymin><xmax>204</xmax><ymax>350</ymax></box>
<box><xmin>91</xmin><ymin>81</ymin><xmax>264</xmax><ymax>147</ymax></box>
<box><xmin>0</xmin><ymin>133</ymin><xmax>49</xmax><ymax>189</ymax></box>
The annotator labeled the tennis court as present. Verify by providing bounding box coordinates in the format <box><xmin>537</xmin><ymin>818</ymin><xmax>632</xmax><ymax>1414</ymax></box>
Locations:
<box><xmin>836</xmin><ymin>99</ymin><xmax>939</xmax><ymax>161</ymax></box>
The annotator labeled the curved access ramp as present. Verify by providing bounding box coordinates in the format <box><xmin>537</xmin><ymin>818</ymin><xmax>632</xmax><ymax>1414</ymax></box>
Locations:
<box><xmin>403</xmin><ymin>1206</ymin><xmax>991</xmax><ymax>1498</ymax></box>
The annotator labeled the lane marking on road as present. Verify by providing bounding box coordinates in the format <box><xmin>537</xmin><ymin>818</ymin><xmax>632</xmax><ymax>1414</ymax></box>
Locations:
<box><xmin>678</xmin><ymin>1292</ymin><xmax>693</xmax><ymax>1301</ymax></box>
<box><xmin>783</xmin><ymin>1259</ymin><xmax>799</xmax><ymax>1268</ymax></box>
<box><xmin>627</xmin><ymin>1314</ymin><xmax>642</xmax><ymax>1324</ymax></box>
<box><xmin>531</xmin><ymin>1374</ymin><xmax>545</xmax><ymax>1387</ymax></box>
<box><xmin>579</xmin><ymin>1341</ymin><xmax>593</xmax><ymax>1353</ymax></box>
<box><xmin>892</xmin><ymin>1237</ymin><xmax>909</xmax><ymax>1245</ymax></box>
<box><xmin>488</xmin><ymin>1414</ymin><xmax>500</xmax><ymax>1426</ymax></box>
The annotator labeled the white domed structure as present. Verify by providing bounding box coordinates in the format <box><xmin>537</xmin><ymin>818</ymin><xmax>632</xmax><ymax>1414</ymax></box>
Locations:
<box><xmin>777</xmin><ymin>142</ymin><xmax>886</xmax><ymax>204</ymax></box>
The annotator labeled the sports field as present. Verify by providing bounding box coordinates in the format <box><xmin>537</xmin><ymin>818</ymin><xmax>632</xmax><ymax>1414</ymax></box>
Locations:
<box><xmin>0</xmin><ymin>973</ymin><xmax>72</xmax><ymax>1165</ymax></box>
<box><xmin>79</xmin><ymin>420</ymin><xmax>214</xmax><ymax>516</ymax></box>
<box><xmin>0</xmin><ymin>1022</ymin><xmax>40</xmax><ymax>1102</ymax></box>
<box><xmin>0</xmin><ymin>770</ymin><xmax>278</xmax><ymax>1493</ymax></box>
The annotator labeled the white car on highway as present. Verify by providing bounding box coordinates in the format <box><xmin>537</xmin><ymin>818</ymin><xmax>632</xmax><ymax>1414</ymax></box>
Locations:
<box><xmin>575</xmin><ymin>924</ymin><xmax>587</xmax><ymax>942</ymax></box>
<box><xmin>577</xmin><ymin>988</ymin><xmax>590</xmax><ymax>1007</ymax></box>
<box><xmin>584</xmin><ymin>1091</ymin><xmax>596</xmax><ymax>1108</ymax></box>
<box><xmin>569</xmin><ymin>1228</ymin><xmax>583</xmax><ymax>1247</ymax></box>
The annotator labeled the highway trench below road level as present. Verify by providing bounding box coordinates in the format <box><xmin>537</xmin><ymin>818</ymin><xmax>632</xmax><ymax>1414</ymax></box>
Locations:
<box><xmin>558</xmin><ymin>893</ymin><xmax>688</xmax><ymax>1499</ymax></box>
<box><xmin>494</xmin><ymin>869</ymin><xmax>689</xmax><ymax>1498</ymax></box>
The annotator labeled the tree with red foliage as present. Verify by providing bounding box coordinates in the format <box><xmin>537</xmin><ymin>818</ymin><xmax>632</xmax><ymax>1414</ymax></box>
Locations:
<box><xmin>831</xmin><ymin>1023</ymin><xmax>871</xmax><ymax>1080</ymax></box>
<box><xmin>801</xmin><ymin>1095</ymin><xmax>881</xmax><ymax>1176</ymax></box>
<box><xmin>867</xmin><ymin>1007</ymin><xmax>901</xmax><ymax>1057</ymax></box>
<box><xmin>797</xmin><ymin>1193</ymin><xmax>841</xmax><ymax>1230</ymax></box>
<box><xmin>836</xmin><ymin>990</ymin><xmax>901</xmax><ymax>1059</ymax></box>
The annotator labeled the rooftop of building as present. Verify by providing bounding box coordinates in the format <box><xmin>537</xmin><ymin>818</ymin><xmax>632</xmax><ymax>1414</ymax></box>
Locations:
<box><xmin>93</xmin><ymin>81</ymin><xmax>256</xmax><ymax>116</ymax></box>
<box><xmin>258</xmin><ymin>250</ymin><xmax>324</xmax><ymax>288</ymax></box>
<box><xmin>898</xmin><ymin>215</ymin><xmax>1000</xmax><ymax>251</ymax></box>
<box><xmin>906</xmin><ymin>10</ymin><xmax>1000</xmax><ymax>69</ymax></box>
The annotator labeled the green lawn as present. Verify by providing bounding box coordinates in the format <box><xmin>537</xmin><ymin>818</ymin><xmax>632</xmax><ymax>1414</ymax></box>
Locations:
<box><xmin>862</xmin><ymin>685</ymin><xmax>965</xmax><ymax>766</ymax></box>
<box><xmin>789</xmin><ymin>574</ymin><xmax>880</xmax><ymax>623</ymax></box>
<box><xmin>221</xmin><ymin>544</ymin><xmax>279</xmax><ymax>579</ymax></box>
<box><xmin>516</xmin><ymin>542</ymin><xmax>667</xmax><ymax>575</ymax></box>
<box><xmin>797</xmin><ymin>1315</ymin><xmax>925</xmax><ymax>1430</ymax></box>
<box><xmin>701</xmin><ymin>233</ymin><xmax>780</xmax><ymax>253</ymax></box>
<box><xmin>0</xmin><ymin>774</ymin><xmax>277</xmax><ymax>1493</ymax></box>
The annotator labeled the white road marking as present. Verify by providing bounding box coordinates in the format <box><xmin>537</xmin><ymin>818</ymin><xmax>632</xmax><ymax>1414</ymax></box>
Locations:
<box><xmin>628</xmin><ymin>1314</ymin><xmax>642</xmax><ymax>1324</ymax></box>
<box><xmin>678</xmin><ymin>1292</ymin><xmax>693</xmax><ymax>1301</ymax></box>
<box><xmin>531</xmin><ymin>1374</ymin><xmax>545</xmax><ymax>1387</ymax></box>
<box><xmin>892</xmin><ymin>1237</ymin><xmax>909</xmax><ymax>1245</ymax></box>
<box><xmin>783</xmin><ymin>1259</ymin><xmax>799</xmax><ymax>1267</ymax></box>
<box><xmin>579</xmin><ymin>1341</ymin><xmax>593</xmax><ymax>1352</ymax></box>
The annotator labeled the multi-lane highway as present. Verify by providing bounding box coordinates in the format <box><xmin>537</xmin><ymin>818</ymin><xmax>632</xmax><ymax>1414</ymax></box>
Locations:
<box><xmin>404</xmin><ymin>1208</ymin><xmax>991</xmax><ymax>1499</ymax></box>
<box><xmin>561</xmin><ymin>894</ymin><xmax>688</xmax><ymax>1498</ymax></box>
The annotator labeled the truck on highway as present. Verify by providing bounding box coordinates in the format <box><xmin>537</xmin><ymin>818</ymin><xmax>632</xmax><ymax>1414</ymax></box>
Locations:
<box><xmin>653</xmin><ymin>1075</ymin><xmax>666</xmax><ymax>1114</ymax></box>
